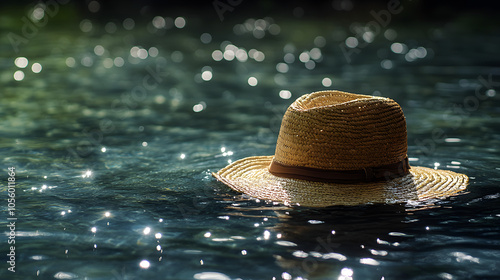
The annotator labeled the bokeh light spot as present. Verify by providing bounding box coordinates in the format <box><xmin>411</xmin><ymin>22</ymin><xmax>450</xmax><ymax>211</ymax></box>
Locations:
<box><xmin>276</xmin><ymin>62</ymin><xmax>289</xmax><ymax>73</ymax></box>
<box><xmin>201</xmin><ymin>71</ymin><xmax>213</xmax><ymax>81</ymax></box>
<box><xmin>94</xmin><ymin>45</ymin><xmax>105</xmax><ymax>56</ymax></box>
<box><xmin>174</xmin><ymin>17</ymin><xmax>186</xmax><ymax>28</ymax></box>
<box><xmin>123</xmin><ymin>18</ymin><xmax>135</xmax><ymax>30</ymax></box>
<box><xmin>31</xmin><ymin>63</ymin><xmax>42</xmax><ymax>73</ymax></box>
<box><xmin>15</xmin><ymin>57</ymin><xmax>28</xmax><ymax>68</ymax></box>
<box><xmin>66</xmin><ymin>57</ymin><xmax>76</xmax><ymax>67</ymax></box>
<box><xmin>152</xmin><ymin>16</ymin><xmax>166</xmax><ymax>29</ymax></box>
<box><xmin>80</xmin><ymin>19</ymin><xmax>92</xmax><ymax>32</ymax></box>
<box><xmin>14</xmin><ymin>71</ymin><xmax>25</xmax><ymax>81</ymax></box>
<box><xmin>114</xmin><ymin>57</ymin><xmax>124</xmax><ymax>67</ymax></box>
<box><xmin>248</xmin><ymin>77</ymin><xmax>258</xmax><ymax>86</ymax></box>
<box><xmin>279</xmin><ymin>90</ymin><xmax>292</xmax><ymax>99</ymax></box>
<box><xmin>88</xmin><ymin>1</ymin><xmax>100</xmax><ymax>13</ymax></box>
<box><xmin>200</xmin><ymin>33</ymin><xmax>212</xmax><ymax>44</ymax></box>
<box><xmin>345</xmin><ymin>37</ymin><xmax>358</xmax><ymax>48</ymax></box>
<box><xmin>212</xmin><ymin>50</ymin><xmax>223</xmax><ymax>61</ymax></box>
<box><xmin>148</xmin><ymin>47</ymin><xmax>159</xmax><ymax>57</ymax></box>
<box><xmin>391</xmin><ymin>42</ymin><xmax>407</xmax><ymax>54</ymax></box>
<box><xmin>381</xmin><ymin>59</ymin><xmax>393</xmax><ymax>69</ymax></box>
<box><xmin>322</xmin><ymin>77</ymin><xmax>332</xmax><ymax>87</ymax></box>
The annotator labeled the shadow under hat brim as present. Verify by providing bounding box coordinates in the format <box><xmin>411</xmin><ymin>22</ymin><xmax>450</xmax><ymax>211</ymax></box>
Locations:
<box><xmin>212</xmin><ymin>156</ymin><xmax>469</xmax><ymax>207</ymax></box>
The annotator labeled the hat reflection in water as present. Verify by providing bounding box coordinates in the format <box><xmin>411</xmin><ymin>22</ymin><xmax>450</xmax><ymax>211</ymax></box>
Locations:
<box><xmin>213</xmin><ymin>90</ymin><xmax>468</xmax><ymax>207</ymax></box>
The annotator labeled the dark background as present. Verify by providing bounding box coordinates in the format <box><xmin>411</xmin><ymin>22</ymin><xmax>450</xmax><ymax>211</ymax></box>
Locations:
<box><xmin>2</xmin><ymin>0</ymin><xmax>500</xmax><ymax>21</ymax></box>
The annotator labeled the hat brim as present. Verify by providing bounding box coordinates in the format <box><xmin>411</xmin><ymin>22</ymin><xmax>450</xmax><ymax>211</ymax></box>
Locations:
<box><xmin>213</xmin><ymin>156</ymin><xmax>469</xmax><ymax>207</ymax></box>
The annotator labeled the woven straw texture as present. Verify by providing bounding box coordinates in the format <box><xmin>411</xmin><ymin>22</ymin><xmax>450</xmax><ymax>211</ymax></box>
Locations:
<box><xmin>274</xmin><ymin>91</ymin><xmax>407</xmax><ymax>169</ymax></box>
<box><xmin>213</xmin><ymin>156</ymin><xmax>468</xmax><ymax>207</ymax></box>
<box><xmin>213</xmin><ymin>90</ymin><xmax>469</xmax><ymax>207</ymax></box>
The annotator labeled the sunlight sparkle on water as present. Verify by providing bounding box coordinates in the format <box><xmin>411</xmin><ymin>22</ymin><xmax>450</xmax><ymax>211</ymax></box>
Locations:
<box><xmin>82</xmin><ymin>170</ymin><xmax>92</xmax><ymax>178</ymax></box>
<box><xmin>139</xmin><ymin>260</ymin><xmax>150</xmax><ymax>269</ymax></box>
<box><xmin>193</xmin><ymin>103</ymin><xmax>204</xmax><ymax>112</ymax></box>
<box><xmin>339</xmin><ymin>267</ymin><xmax>354</xmax><ymax>280</ymax></box>
<box><xmin>194</xmin><ymin>272</ymin><xmax>230</xmax><ymax>280</ymax></box>
<box><xmin>143</xmin><ymin>227</ymin><xmax>151</xmax><ymax>235</ymax></box>
<box><xmin>360</xmin><ymin>258</ymin><xmax>380</xmax><ymax>266</ymax></box>
<box><xmin>445</xmin><ymin>138</ymin><xmax>461</xmax><ymax>143</ymax></box>
<box><xmin>263</xmin><ymin>230</ymin><xmax>271</xmax><ymax>240</ymax></box>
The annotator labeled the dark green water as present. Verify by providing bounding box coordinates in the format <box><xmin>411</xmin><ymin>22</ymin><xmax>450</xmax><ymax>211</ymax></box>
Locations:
<box><xmin>1</xmin><ymin>1</ymin><xmax>500</xmax><ymax>279</ymax></box>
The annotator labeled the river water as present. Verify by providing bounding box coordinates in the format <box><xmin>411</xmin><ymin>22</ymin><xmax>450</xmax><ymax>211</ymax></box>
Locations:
<box><xmin>1</xmin><ymin>1</ymin><xmax>499</xmax><ymax>279</ymax></box>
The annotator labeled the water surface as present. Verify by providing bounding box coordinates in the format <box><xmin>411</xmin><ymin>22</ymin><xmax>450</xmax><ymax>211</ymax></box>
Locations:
<box><xmin>1</xmin><ymin>2</ymin><xmax>500</xmax><ymax>279</ymax></box>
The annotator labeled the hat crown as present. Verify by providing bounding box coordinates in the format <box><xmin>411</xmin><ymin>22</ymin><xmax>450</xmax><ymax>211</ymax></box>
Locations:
<box><xmin>274</xmin><ymin>91</ymin><xmax>408</xmax><ymax>170</ymax></box>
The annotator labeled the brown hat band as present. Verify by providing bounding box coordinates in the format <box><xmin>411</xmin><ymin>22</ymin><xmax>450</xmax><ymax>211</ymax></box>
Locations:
<box><xmin>268</xmin><ymin>157</ymin><xmax>410</xmax><ymax>184</ymax></box>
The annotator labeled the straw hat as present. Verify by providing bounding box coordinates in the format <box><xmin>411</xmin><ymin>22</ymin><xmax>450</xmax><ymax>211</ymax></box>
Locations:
<box><xmin>213</xmin><ymin>90</ymin><xmax>468</xmax><ymax>207</ymax></box>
